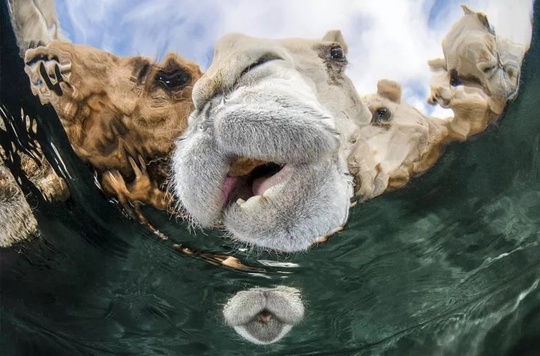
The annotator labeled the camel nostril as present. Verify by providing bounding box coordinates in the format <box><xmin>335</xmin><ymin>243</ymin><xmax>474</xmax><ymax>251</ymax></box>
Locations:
<box><xmin>240</xmin><ymin>53</ymin><xmax>283</xmax><ymax>77</ymax></box>
<box><xmin>257</xmin><ymin>310</ymin><xmax>273</xmax><ymax>324</ymax></box>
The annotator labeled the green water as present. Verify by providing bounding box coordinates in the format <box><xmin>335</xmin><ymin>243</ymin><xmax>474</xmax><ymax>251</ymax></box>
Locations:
<box><xmin>1</xmin><ymin>0</ymin><xmax>539</xmax><ymax>355</ymax></box>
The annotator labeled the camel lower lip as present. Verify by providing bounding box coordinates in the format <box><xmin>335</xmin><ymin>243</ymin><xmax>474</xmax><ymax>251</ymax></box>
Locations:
<box><xmin>222</xmin><ymin>176</ymin><xmax>239</xmax><ymax>203</ymax></box>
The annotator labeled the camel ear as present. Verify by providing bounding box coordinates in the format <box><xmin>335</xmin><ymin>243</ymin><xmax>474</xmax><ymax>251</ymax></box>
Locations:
<box><xmin>323</xmin><ymin>30</ymin><xmax>348</xmax><ymax>55</ymax></box>
<box><xmin>476</xmin><ymin>12</ymin><xmax>493</xmax><ymax>32</ymax></box>
<box><xmin>461</xmin><ymin>4</ymin><xmax>494</xmax><ymax>34</ymax></box>
<box><xmin>461</xmin><ymin>4</ymin><xmax>475</xmax><ymax>15</ymax></box>
<box><xmin>428</xmin><ymin>58</ymin><xmax>447</xmax><ymax>71</ymax></box>
<box><xmin>377</xmin><ymin>79</ymin><xmax>402</xmax><ymax>103</ymax></box>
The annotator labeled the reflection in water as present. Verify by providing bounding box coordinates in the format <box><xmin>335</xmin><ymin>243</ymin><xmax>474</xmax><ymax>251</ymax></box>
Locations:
<box><xmin>223</xmin><ymin>286</ymin><xmax>304</xmax><ymax>345</ymax></box>
<box><xmin>0</xmin><ymin>107</ymin><xmax>69</xmax><ymax>247</ymax></box>
<box><xmin>2</xmin><ymin>0</ymin><xmax>69</xmax><ymax>247</ymax></box>
<box><xmin>0</xmin><ymin>155</ymin><xmax>37</xmax><ymax>247</ymax></box>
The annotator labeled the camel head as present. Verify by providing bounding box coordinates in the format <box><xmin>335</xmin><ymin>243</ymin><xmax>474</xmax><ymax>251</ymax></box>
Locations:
<box><xmin>438</xmin><ymin>4</ymin><xmax>524</xmax><ymax>100</ymax></box>
<box><xmin>24</xmin><ymin>41</ymin><xmax>202</xmax><ymax>177</ymax></box>
<box><xmin>171</xmin><ymin>31</ymin><xmax>370</xmax><ymax>252</ymax></box>
<box><xmin>23</xmin><ymin>42</ymin><xmax>202</xmax><ymax>213</ymax></box>
<box><xmin>354</xmin><ymin>80</ymin><xmax>448</xmax><ymax>196</ymax></box>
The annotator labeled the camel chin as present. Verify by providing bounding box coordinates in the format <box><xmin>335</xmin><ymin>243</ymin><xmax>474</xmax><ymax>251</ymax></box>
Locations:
<box><xmin>428</xmin><ymin>69</ymin><xmax>503</xmax><ymax>141</ymax></box>
<box><xmin>171</xmin><ymin>31</ymin><xmax>370</xmax><ymax>252</ymax></box>
<box><xmin>223</xmin><ymin>286</ymin><xmax>304</xmax><ymax>345</ymax></box>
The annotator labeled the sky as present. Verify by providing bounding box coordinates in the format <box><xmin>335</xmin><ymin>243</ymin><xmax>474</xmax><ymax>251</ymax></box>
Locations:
<box><xmin>54</xmin><ymin>0</ymin><xmax>534</xmax><ymax>117</ymax></box>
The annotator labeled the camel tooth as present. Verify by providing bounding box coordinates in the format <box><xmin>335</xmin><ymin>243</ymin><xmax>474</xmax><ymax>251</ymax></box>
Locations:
<box><xmin>262</xmin><ymin>184</ymin><xmax>283</xmax><ymax>198</ymax></box>
<box><xmin>263</xmin><ymin>186</ymin><xmax>278</xmax><ymax>197</ymax></box>
<box><xmin>240</xmin><ymin>195</ymin><xmax>266</xmax><ymax>209</ymax></box>
<box><xmin>236</xmin><ymin>198</ymin><xmax>246</xmax><ymax>205</ymax></box>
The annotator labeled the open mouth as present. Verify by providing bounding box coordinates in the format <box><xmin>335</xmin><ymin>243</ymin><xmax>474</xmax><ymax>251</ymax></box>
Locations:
<box><xmin>222</xmin><ymin>158</ymin><xmax>291</xmax><ymax>208</ymax></box>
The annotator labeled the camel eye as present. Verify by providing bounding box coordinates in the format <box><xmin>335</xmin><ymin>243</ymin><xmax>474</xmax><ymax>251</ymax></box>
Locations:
<box><xmin>154</xmin><ymin>69</ymin><xmax>190</xmax><ymax>90</ymax></box>
<box><xmin>373</xmin><ymin>107</ymin><xmax>391</xmax><ymax>123</ymax></box>
<box><xmin>329</xmin><ymin>46</ymin><xmax>345</xmax><ymax>61</ymax></box>
<box><xmin>482</xmin><ymin>66</ymin><xmax>495</xmax><ymax>73</ymax></box>
<box><xmin>450</xmin><ymin>69</ymin><xmax>461</xmax><ymax>87</ymax></box>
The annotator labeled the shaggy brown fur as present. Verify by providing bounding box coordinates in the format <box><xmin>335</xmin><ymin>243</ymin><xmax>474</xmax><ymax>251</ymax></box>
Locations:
<box><xmin>24</xmin><ymin>41</ymin><xmax>202</xmax><ymax>215</ymax></box>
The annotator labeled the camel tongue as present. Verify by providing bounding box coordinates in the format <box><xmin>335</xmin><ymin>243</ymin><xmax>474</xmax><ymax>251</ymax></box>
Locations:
<box><xmin>228</xmin><ymin>157</ymin><xmax>267</xmax><ymax>177</ymax></box>
<box><xmin>252</xmin><ymin>164</ymin><xmax>290</xmax><ymax>196</ymax></box>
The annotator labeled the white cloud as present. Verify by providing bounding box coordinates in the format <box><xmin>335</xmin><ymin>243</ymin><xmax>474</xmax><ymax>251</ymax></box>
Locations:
<box><xmin>56</xmin><ymin>0</ymin><xmax>534</xmax><ymax>116</ymax></box>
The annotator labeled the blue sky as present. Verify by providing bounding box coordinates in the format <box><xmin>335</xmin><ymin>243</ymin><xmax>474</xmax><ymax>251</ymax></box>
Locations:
<box><xmin>54</xmin><ymin>0</ymin><xmax>533</xmax><ymax>116</ymax></box>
